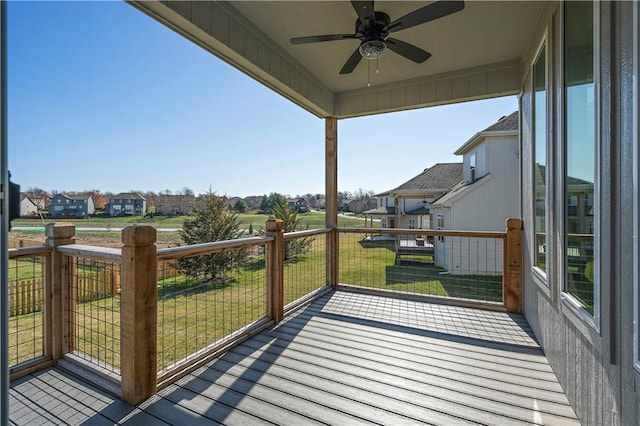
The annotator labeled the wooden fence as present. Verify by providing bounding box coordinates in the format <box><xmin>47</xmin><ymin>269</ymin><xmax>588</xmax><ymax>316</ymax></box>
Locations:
<box><xmin>9</xmin><ymin>262</ymin><xmax>180</xmax><ymax>317</ymax></box>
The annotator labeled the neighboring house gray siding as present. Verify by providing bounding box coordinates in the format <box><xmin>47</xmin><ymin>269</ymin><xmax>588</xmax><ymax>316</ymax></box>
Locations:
<box><xmin>107</xmin><ymin>193</ymin><xmax>146</xmax><ymax>216</ymax></box>
<box><xmin>50</xmin><ymin>194</ymin><xmax>94</xmax><ymax>218</ymax></box>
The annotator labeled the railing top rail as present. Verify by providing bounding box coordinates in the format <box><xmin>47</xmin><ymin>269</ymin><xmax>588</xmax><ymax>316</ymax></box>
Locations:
<box><xmin>338</xmin><ymin>227</ymin><xmax>506</xmax><ymax>239</ymax></box>
<box><xmin>58</xmin><ymin>244</ymin><xmax>122</xmax><ymax>263</ymax></box>
<box><xmin>157</xmin><ymin>235</ymin><xmax>273</xmax><ymax>261</ymax></box>
<box><xmin>8</xmin><ymin>245</ymin><xmax>52</xmax><ymax>260</ymax></box>
<box><xmin>283</xmin><ymin>228</ymin><xmax>329</xmax><ymax>241</ymax></box>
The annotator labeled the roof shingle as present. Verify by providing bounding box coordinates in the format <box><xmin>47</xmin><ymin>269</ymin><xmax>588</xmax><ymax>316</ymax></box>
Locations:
<box><xmin>482</xmin><ymin>111</ymin><xmax>519</xmax><ymax>132</ymax></box>
<box><xmin>392</xmin><ymin>163</ymin><xmax>463</xmax><ymax>192</ymax></box>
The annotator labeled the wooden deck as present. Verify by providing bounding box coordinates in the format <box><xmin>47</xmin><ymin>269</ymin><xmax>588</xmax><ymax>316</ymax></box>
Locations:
<box><xmin>10</xmin><ymin>291</ymin><xmax>578</xmax><ymax>425</ymax></box>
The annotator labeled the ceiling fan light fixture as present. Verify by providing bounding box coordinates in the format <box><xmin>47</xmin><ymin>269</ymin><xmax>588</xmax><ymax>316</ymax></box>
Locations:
<box><xmin>359</xmin><ymin>40</ymin><xmax>386</xmax><ymax>59</ymax></box>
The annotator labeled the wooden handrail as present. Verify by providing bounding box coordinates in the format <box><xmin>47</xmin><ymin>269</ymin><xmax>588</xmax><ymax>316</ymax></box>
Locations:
<box><xmin>283</xmin><ymin>228</ymin><xmax>329</xmax><ymax>241</ymax></box>
<box><xmin>338</xmin><ymin>227</ymin><xmax>506</xmax><ymax>239</ymax></box>
<box><xmin>57</xmin><ymin>244</ymin><xmax>122</xmax><ymax>263</ymax></box>
<box><xmin>156</xmin><ymin>236</ymin><xmax>272</xmax><ymax>261</ymax></box>
<box><xmin>8</xmin><ymin>246</ymin><xmax>51</xmax><ymax>260</ymax></box>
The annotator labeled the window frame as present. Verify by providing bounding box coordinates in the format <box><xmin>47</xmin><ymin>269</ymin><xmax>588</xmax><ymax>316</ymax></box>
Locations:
<box><xmin>469</xmin><ymin>152</ymin><xmax>477</xmax><ymax>182</ymax></box>
<box><xmin>560</xmin><ymin>0</ymin><xmax>601</xmax><ymax>330</ymax></box>
<box><xmin>633</xmin><ymin>0</ymin><xmax>640</xmax><ymax>373</ymax></box>
<box><xmin>531</xmin><ymin>33</ymin><xmax>550</xmax><ymax>287</ymax></box>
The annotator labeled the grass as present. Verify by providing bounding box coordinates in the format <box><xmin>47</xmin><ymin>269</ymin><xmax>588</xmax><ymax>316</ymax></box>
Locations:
<box><xmin>11</xmin><ymin>211</ymin><xmax>371</xmax><ymax>229</ymax></box>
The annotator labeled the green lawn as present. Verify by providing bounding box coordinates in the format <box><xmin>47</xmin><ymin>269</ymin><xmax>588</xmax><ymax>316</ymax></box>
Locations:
<box><xmin>11</xmin><ymin>211</ymin><xmax>371</xmax><ymax>231</ymax></box>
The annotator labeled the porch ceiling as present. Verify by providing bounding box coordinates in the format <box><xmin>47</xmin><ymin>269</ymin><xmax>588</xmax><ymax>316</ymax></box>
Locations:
<box><xmin>131</xmin><ymin>1</ymin><xmax>543</xmax><ymax>118</ymax></box>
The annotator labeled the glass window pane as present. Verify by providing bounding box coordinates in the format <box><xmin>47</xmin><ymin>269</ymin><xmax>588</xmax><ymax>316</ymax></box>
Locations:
<box><xmin>533</xmin><ymin>44</ymin><xmax>547</xmax><ymax>272</ymax></box>
<box><xmin>564</xmin><ymin>0</ymin><xmax>595</xmax><ymax>314</ymax></box>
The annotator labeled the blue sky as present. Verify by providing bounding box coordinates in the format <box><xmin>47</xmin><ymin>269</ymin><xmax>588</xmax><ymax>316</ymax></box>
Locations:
<box><xmin>8</xmin><ymin>1</ymin><xmax>517</xmax><ymax>198</ymax></box>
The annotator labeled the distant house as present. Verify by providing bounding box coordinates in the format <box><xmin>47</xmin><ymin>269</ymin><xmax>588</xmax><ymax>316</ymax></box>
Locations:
<box><xmin>364</xmin><ymin>163</ymin><xmax>463</xmax><ymax>230</ymax></box>
<box><xmin>347</xmin><ymin>197</ymin><xmax>377</xmax><ymax>214</ymax></box>
<box><xmin>50</xmin><ymin>193</ymin><xmax>95</xmax><ymax>218</ymax></box>
<box><xmin>19</xmin><ymin>193</ymin><xmax>39</xmax><ymax>217</ymax></box>
<box><xmin>155</xmin><ymin>194</ymin><xmax>194</xmax><ymax>216</ymax></box>
<box><xmin>430</xmin><ymin>111</ymin><xmax>520</xmax><ymax>274</ymax></box>
<box><xmin>106</xmin><ymin>193</ymin><xmax>147</xmax><ymax>216</ymax></box>
<box><xmin>21</xmin><ymin>191</ymin><xmax>51</xmax><ymax>211</ymax></box>
<box><xmin>287</xmin><ymin>198</ymin><xmax>309</xmax><ymax>213</ymax></box>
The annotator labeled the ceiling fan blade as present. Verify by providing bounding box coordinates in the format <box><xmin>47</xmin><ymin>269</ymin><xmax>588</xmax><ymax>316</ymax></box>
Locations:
<box><xmin>351</xmin><ymin>1</ymin><xmax>376</xmax><ymax>25</ymax></box>
<box><xmin>340</xmin><ymin>47</ymin><xmax>363</xmax><ymax>74</ymax></box>
<box><xmin>386</xmin><ymin>38</ymin><xmax>431</xmax><ymax>63</ymax></box>
<box><xmin>388</xmin><ymin>1</ymin><xmax>465</xmax><ymax>33</ymax></box>
<box><xmin>290</xmin><ymin>34</ymin><xmax>357</xmax><ymax>44</ymax></box>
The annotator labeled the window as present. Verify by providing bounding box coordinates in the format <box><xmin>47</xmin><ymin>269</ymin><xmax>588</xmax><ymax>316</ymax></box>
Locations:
<box><xmin>408</xmin><ymin>219</ymin><xmax>416</xmax><ymax>229</ymax></box>
<box><xmin>563</xmin><ymin>0</ymin><xmax>597</xmax><ymax>317</ymax></box>
<box><xmin>533</xmin><ymin>41</ymin><xmax>548</xmax><ymax>274</ymax></box>
<box><xmin>437</xmin><ymin>214</ymin><xmax>445</xmax><ymax>242</ymax></box>
<box><xmin>470</xmin><ymin>153</ymin><xmax>477</xmax><ymax>181</ymax></box>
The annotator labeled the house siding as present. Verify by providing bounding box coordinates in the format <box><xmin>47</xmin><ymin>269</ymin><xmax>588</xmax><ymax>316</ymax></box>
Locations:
<box><xmin>450</xmin><ymin>136</ymin><xmax>520</xmax><ymax>232</ymax></box>
<box><xmin>49</xmin><ymin>194</ymin><xmax>93</xmax><ymax>218</ymax></box>
<box><xmin>521</xmin><ymin>2</ymin><xmax>639</xmax><ymax>425</ymax></box>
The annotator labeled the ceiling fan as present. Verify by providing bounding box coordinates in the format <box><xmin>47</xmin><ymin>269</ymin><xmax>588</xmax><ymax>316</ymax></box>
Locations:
<box><xmin>290</xmin><ymin>1</ymin><xmax>465</xmax><ymax>75</ymax></box>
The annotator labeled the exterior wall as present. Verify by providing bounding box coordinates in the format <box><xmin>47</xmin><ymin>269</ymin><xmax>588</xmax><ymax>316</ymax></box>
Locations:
<box><xmin>19</xmin><ymin>198</ymin><xmax>38</xmax><ymax>217</ymax></box>
<box><xmin>452</xmin><ymin>137</ymin><xmax>520</xmax><ymax>231</ymax></box>
<box><xmin>155</xmin><ymin>195</ymin><xmax>194</xmax><ymax>216</ymax></box>
<box><xmin>429</xmin><ymin>134</ymin><xmax>518</xmax><ymax>275</ymax></box>
<box><xmin>461</xmin><ymin>142</ymin><xmax>488</xmax><ymax>183</ymax></box>
<box><xmin>433</xmin><ymin>209</ymin><xmax>450</xmax><ymax>270</ymax></box>
<box><xmin>521</xmin><ymin>2</ymin><xmax>640</xmax><ymax>425</ymax></box>
<box><xmin>108</xmin><ymin>198</ymin><xmax>145</xmax><ymax>216</ymax></box>
<box><xmin>50</xmin><ymin>195</ymin><xmax>91</xmax><ymax>218</ymax></box>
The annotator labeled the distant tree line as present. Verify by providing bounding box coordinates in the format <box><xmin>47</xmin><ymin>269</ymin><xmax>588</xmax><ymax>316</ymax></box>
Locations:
<box><xmin>22</xmin><ymin>186</ymin><xmax>375</xmax><ymax>216</ymax></box>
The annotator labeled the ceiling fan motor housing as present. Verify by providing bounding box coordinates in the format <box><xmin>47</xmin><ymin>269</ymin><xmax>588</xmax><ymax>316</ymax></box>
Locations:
<box><xmin>355</xmin><ymin>11</ymin><xmax>391</xmax><ymax>42</ymax></box>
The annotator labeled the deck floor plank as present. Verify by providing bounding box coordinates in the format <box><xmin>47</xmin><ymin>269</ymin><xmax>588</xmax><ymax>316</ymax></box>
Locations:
<box><xmin>169</xmin><ymin>374</ymin><xmax>333</xmax><ymax>425</ymax></box>
<box><xmin>196</xmin><ymin>356</ymin><xmax>462</xmax><ymax>426</ymax></box>
<box><xmin>223</xmin><ymin>336</ymin><xmax>577</xmax><ymax>420</ymax></box>
<box><xmin>275</xmin><ymin>313</ymin><xmax>559</xmax><ymax>379</ymax></box>
<box><xmin>248</xmin><ymin>325</ymin><xmax>565</xmax><ymax>393</ymax></box>
<box><xmin>10</xmin><ymin>290</ymin><xmax>579</xmax><ymax>425</ymax></box>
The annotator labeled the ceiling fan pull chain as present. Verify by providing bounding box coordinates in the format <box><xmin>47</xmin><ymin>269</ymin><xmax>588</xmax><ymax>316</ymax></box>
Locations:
<box><xmin>376</xmin><ymin>57</ymin><xmax>380</xmax><ymax>74</ymax></box>
<box><xmin>367</xmin><ymin>60</ymin><xmax>371</xmax><ymax>87</ymax></box>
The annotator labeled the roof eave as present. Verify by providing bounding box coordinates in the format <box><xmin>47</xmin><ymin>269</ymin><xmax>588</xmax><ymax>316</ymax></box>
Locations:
<box><xmin>454</xmin><ymin>129</ymin><xmax>518</xmax><ymax>155</ymax></box>
<box><xmin>391</xmin><ymin>189</ymin><xmax>450</xmax><ymax>197</ymax></box>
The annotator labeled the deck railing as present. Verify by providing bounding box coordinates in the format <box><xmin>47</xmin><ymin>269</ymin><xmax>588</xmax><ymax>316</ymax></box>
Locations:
<box><xmin>57</xmin><ymin>244</ymin><xmax>122</xmax><ymax>380</ymax></box>
<box><xmin>337</xmin><ymin>219</ymin><xmax>522</xmax><ymax>312</ymax></box>
<box><xmin>6</xmin><ymin>218</ymin><xmax>522</xmax><ymax>404</ymax></box>
<box><xmin>338</xmin><ymin>228</ymin><xmax>506</xmax><ymax>306</ymax></box>
<box><xmin>155</xmin><ymin>234</ymin><xmax>272</xmax><ymax>384</ymax></box>
<box><xmin>8</xmin><ymin>246</ymin><xmax>51</xmax><ymax>370</ymax></box>
<box><xmin>283</xmin><ymin>228</ymin><xmax>330</xmax><ymax>311</ymax></box>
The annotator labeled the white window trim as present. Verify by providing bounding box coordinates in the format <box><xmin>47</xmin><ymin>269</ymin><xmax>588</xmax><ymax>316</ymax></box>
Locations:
<box><xmin>531</xmin><ymin>30</ymin><xmax>550</xmax><ymax>290</ymax></box>
<box><xmin>633</xmin><ymin>0</ymin><xmax>640</xmax><ymax>373</ymax></box>
<box><xmin>559</xmin><ymin>1</ymin><xmax>600</xmax><ymax>331</ymax></box>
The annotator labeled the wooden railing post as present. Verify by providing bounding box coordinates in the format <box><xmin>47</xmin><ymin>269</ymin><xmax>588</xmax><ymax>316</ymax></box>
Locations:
<box><xmin>266</xmin><ymin>219</ymin><xmax>284</xmax><ymax>322</ymax></box>
<box><xmin>325</xmin><ymin>117</ymin><xmax>339</xmax><ymax>287</ymax></box>
<box><xmin>45</xmin><ymin>223</ymin><xmax>75</xmax><ymax>361</ymax></box>
<box><xmin>120</xmin><ymin>226</ymin><xmax>157</xmax><ymax>405</ymax></box>
<box><xmin>504</xmin><ymin>218</ymin><xmax>523</xmax><ymax>313</ymax></box>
